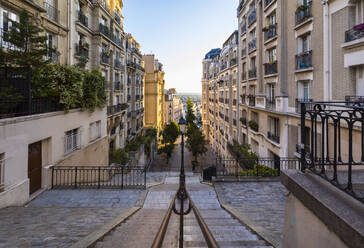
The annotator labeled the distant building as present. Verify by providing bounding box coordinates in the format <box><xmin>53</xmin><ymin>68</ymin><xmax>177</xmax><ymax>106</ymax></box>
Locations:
<box><xmin>165</xmin><ymin>89</ymin><xmax>183</xmax><ymax>124</ymax></box>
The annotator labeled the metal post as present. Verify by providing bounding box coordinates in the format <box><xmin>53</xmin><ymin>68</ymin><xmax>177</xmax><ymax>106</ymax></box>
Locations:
<box><xmin>300</xmin><ymin>102</ymin><xmax>306</xmax><ymax>172</ymax></box>
<box><xmin>74</xmin><ymin>167</ymin><xmax>78</xmax><ymax>189</ymax></box>
<box><xmin>51</xmin><ymin>167</ymin><xmax>54</xmax><ymax>189</ymax></box>
<box><xmin>98</xmin><ymin>167</ymin><xmax>101</xmax><ymax>189</ymax></box>
<box><xmin>144</xmin><ymin>165</ymin><xmax>147</xmax><ymax>189</ymax></box>
<box><xmin>121</xmin><ymin>166</ymin><xmax>124</xmax><ymax>189</ymax></box>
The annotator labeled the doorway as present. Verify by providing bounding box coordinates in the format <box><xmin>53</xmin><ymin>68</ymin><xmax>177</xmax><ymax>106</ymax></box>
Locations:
<box><xmin>28</xmin><ymin>141</ymin><xmax>42</xmax><ymax>195</ymax></box>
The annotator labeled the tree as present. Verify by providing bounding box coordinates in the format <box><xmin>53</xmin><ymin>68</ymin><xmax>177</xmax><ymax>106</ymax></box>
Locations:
<box><xmin>1</xmin><ymin>10</ymin><xmax>51</xmax><ymax>68</ymax></box>
<box><xmin>159</xmin><ymin>121</ymin><xmax>180</xmax><ymax>164</ymax></box>
<box><xmin>186</xmin><ymin>97</ymin><xmax>196</xmax><ymax>125</ymax></box>
<box><xmin>186</xmin><ymin>127</ymin><xmax>208</xmax><ymax>167</ymax></box>
<box><xmin>109</xmin><ymin>148</ymin><xmax>129</xmax><ymax>165</ymax></box>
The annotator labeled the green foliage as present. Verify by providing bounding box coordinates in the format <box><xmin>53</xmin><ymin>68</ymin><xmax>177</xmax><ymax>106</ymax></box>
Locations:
<box><xmin>240</xmin><ymin>117</ymin><xmax>247</xmax><ymax>125</ymax></box>
<box><xmin>248</xmin><ymin>120</ymin><xmax>258</xmax><ymax>131</ymax></box>
<box><xmin>158</xmin><ymin>143</ymin><xmax>175</xmax><ymax>164</ymax></box>
<box><xmin>109</xmin><ymin>148</ymin><xmax>129</xmax><ymax>165</ymax></box>
<box><xmin>143</xmin><ymin>128</ymin><xmax>157</xmax><ymax>157</ymax></box>
<box><xmin>186</xmin><ymin>97</ymin><xmax>196</xmax><ymax>124</ymax></box>
<box><xmin>230</xmin><ymin>141</ymin><xmax>258</xmax><ymax>169</ymax></box>
<box><xmin>31</xmin><ymin>64</ymin><xmax>106</xmax><ymax>112</ymax></box>
<box><xmin>162</xmin><ymin>121</ymin><xmax>180</xmax><ymax>144</ymax></box>
<box><xmin>0</xmin><ymin>85</ymin><xmax>23</xmax><ymax>112</ymax></box>
<box><xmin>186</xmin><ymin>122</ymin><xmax>198</xmax><ymax>139</ymax></box>
<box><xmin>1</xmin><ymin>10</ymin><xmax>50</xmax><ymax>68</ymax></box>
<box><xmin>186</xmin><ymin>126</ymin><xmax>208</xmax><ymax>163</ymax></box>
<box><xmin>125</xmin><ymin>136</ymin><xmax>144</xmax><ymax>152</ymax></box>
<box><xmin>239</xmin><ymin>164</ymin><xmax>279</xmax><ymax>177</ymax></box>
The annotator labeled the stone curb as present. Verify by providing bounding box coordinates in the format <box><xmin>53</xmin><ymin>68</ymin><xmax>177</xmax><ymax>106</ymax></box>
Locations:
<box><xmin>69</xmin><ymin>206</ymin><xmax>140</xmax><ymax>248</ymax></box>
<box><xmin>213</xmin><ymin>177</ymin><xmax>280</xmax><ymax>183</ymax></box>
<box><xmin>221</xmin><ymin>204</ymin><xmax>281</xmax><ymax>248</ymax></box>
<box><xmin>147</xmin><ymin>181</ymin><xmax>165</xmax><ymax>189</ymax></box>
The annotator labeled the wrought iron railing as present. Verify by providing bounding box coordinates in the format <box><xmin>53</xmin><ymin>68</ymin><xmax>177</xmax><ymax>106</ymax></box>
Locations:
<box><xmin>266</xmin><ymin>97</ymin><xmax>275</xmax><ymax>110</ymax></box>
<box><xmin>248</xmin><ymin>68</ymin><xmax>257</xmax><ymax>78</ymax></box>
<box><xmin>345</xmin><ymin>27</ymin><xmax>364</xmax><ymax>43</ymax></box>
<box><xmin>78</xmin><ymin>11</ymin><xmax>88</xmax><ymax>27</ymax></box>
<box><xmin>107</xmin><ymin>103</ymin><xmax>128</xmax><ymax>116</ymax></box>
<box><xmin>225</xmin><ymin>99</ymin><xmax>229</xmax><ymax>104</ymax></box>
<box><xmin>100</xmin><ymin>52</ymin><xmax>110</xmax><ymax>64</ymax></box>
<box><xmin>264</xmin><ymin>61</ymin><xmax>278</xmax><ymax>75</ymax></box>
<box><xmin>248</xmin><ymin>39</ymin><xmax>256</xmax><ymax>52</ymax></box>
<box><xmin>248</xmin><ymin>8</ymin><xmax>256</xmax><ymax>26</ymax></box>
<box><xmin>114</xmin><ymin>11</ymin><xmax>121</xmax><ymax>25</ymax></box>
<box><xmin>241</xmin><ymin>48</ymin><xmax>246</xmax><ymax>57</ymax></box>
<box><xmin>241</xmin><ymin>72</ymin><xmax>247</xmax><ymax>81</ymax></box>
<box><xmin>264</xmin><ymin>0</ymin><xmax>275</xmax><ymax>8</ymax></box>
<box><xmin>99</xmin><ymin>23</ymin><xmax>110</xmax><ymax>37</ymax></box>
<box><xmin>75</xmin><ymin>44</ymin><xmax>89</xmax><ymax>57</ymax></box>
<box><xmin>268</xmin><ymin>131</ymin><xmax>280</xmax><ymax>143</ymax></box>
<box><xmin>237</xmin><ymin>0</ymin><xmax>245</xmax><ymax>15</ymax></box>
<box><xmin>51</xmin><ymin>166</ymin><xmax>146</xmax><ymax>189</ymax></box>
<box><xmin>114</xmin><ymin>59</ymin><xmax>122</xmax><ymax>69</ymax></box>
<box><xmin>295</xmin><ymin>2</ymin><xmax>312</xmax><ymax>25</ymax></box>
<box><xmin>295</xmin><ymin>98</ymin><xmax>313</xmax><ymax>113</ymax></box>
<box><xmin>44</xmin><ymin>2</ymin><xmax>59</xmax><ymax>23</ymax></box>
<box><xmin>264</xmin><ymin>24</ymin><xmax>277</xmax><ymax>41</ymax></box>
<box><xmin>0</xmin><ymin>159</ymin><xmax>5</xmax><ymax>192</ymax></box>
<box><xmin>300</xmin><ymin>102</ymin><xmax>364</xmax><ymax>204</ymax></box>
<box><xmin>296</xmin><ymin>50</ymin><xmax>312</xmax><ymax>70</ymax></box>
<box><xmin>345</xmin><ymin>96</ymin><xmax>364</xmax><ymax>106</ymax></box>
<box><xmin>241</xmin><ymin>23</ymin><xmax>247</xmax><ymax>34</ymax></box>
<box><xmin>248</xmin><ymin>96</ymin><xmax>255</xmax><ymax>106</ymax></box>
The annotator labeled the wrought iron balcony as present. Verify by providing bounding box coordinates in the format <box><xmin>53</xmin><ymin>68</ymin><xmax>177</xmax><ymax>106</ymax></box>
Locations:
<box><xmin>114</xmin><ymin>81</ymin><xmax>121</xmax><ymax>91</ymax></box>
<box><xmin>248</xmin><ymin>68</ymin><xmax>257</xmax><ymax>79</ymax></box>
<box><xmin>220</xmin><ymin>64</ymin><xmax>227</xmax><ymax>71</ymax></box>
<box><xmin>241</xmin><ymin>23</ymin><xmax>247</xmax><ymax>34</ymax></box>
<box><xmin>248</xmin><ymin>8</ymin><xmax>256</xmax><ymax>26</ymax></box>
<box><xmin>237</xmin><ymin>0</ymin><xmax>245</xmax><ymax>15</ymax></box>
<box><xmin>264</xmin><ymin>24</ymin><xmax>277</xmax><ymax>41</ymax></box>
<box><xmin>265</xmin><ymin>97</ymin><xmax>275</xmax><ymax>110</ymax></box>
<box><xmin>248</xmin><ymin>39</ymin><xmax>256</xmax><ymax>52</ymax></box>
<box><xmin>100</xmin><ymin>52</ymin><xmax>110</xmax><ymax>64</ymax></box>
<box><xmin>268</xmin><ymin>131</ymin><xmax>280</xmax><ymax>143</ymax></box>
<box><xmin>295</xmin><ymin>2</ymin><xmax>312</xmax><ymax>25</ymax></box>
<box><xmin>114</xmin><ymin>59</ymin><xmax>122</xmax><ymax>69</ymax></box>
<box><xmin>345</xmin><ymin>96</ymin><xmax>364</xmax><ymax>106</ymax></box>
<box><xmin>114</xmin><ymin>12</ymin><xmax>121</xmax><ymax>25</ymax></box>
<box><xmin>345</xmin><ymin>25</ymin><xmax>364</xmax><ymax>43</ymax></box>
<box><xmin>99</xmin><ymin>23</ymin><xmax>110</xmax><ymax>37</ymax></box>
<box><xmin>75</xmin><ymin>44</ymin><xmax>89</xmax><ymax>57</ymax></box>
<box><xmin>225</xmin><ymin>99</ymin><xmax>229</xmax><ymax>104</ymax></box>
<box><xmin>111</xmin><ymin>33</ymin><xmax>123</xmax><ymax>47</ymax></box>
<box><xmin>44</xmin><ymin>2</ymin><xmax>59</xmax><ymax>23</ymax></box>
<box><xmin>107</xmin><ymin>103</ymin><xmax>128</xmax><ymax>116</ymax></box>
<box><xmin>233</xmin><ymin>119</ymin><xmax>237</xmax><ymax>126</ymax></box>
<box><xmin>248</xmin><ymin>96</ymin><xmax>255</xmax><ymax>106</ymax></box>
<box><xmin>264</xmin><ymin>0</ymin><xmax>275</xmax><ymax>8</ymax></box>
<box><xmin>78</xmin><ymin>11</ymin><xmax>88</xmax><ymax>27</ymax></box>
<box><xmin>219</xmin><ymin>98</ymin><xmax>224</xmax><ymax>103</ymax></box>
<box><xmin>230</xmin><ymin>58</ymin><xmax>237</xmax><ymax>67</ymax></box>
<box><xmin>295</xmin><ymin>50</ymin><xmax>312</xmax><ymax>70</ymax></box>
<box><xmin>131</xmin><ymin>48</ymin><xmax>143</xmax><ymax>58</ymax></box>
<box><xmin>225</xmin><ymin>116</ymin><xmax>229</xmax><ymax>122</ymax></box>
<box><xmin>264</xmin><ymin>61</ymin><xmax>278</xmax><ymax>75</ymax></box>
<box><xmin>295</xmin><ymin>98</ymin><xmax>313</xmax><ymax>113</ymax></box>
<box><xmin>241</xmin><ymin>95</ymin><xmax>246</xmax><ymax>104</ymax></box>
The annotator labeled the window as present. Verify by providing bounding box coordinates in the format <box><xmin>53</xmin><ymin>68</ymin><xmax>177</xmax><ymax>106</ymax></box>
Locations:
<box><xmin>266</xmin><ymin>84</ymin><xmax>275</xmax><ymax>100</ymax></box>
<box><xmin>297</xmin><ymin>80</ymin><xmax>311</xmax><ymax>99</ymax></box>
<box><xmin>268</xmin><ymin>117</ymin><xmax>280</xmax><ymax>142</ymax></box>
<box><xmin>267</xmin><ymin>47</ymin><xmax>277</xmax><ymax>62</ymax></box>
<box><xmin>65</xmin><ymin>128</ymin><xmax>81</xmax><ymax>154</ymax></box>
<box><xmin>0</xmin><ymin>8</ymin><xmax>19</xmax><ymax>49</ymax></box>
<box><xmin>250</xmin><ymin>57</ymin><xmax>256</xmax><ymax>69</ymax></box>
<box><xmin>355</xmin><ymin>0</ymin><xmax>364</xmax><ymax>24</ymax></box>
<box><xmin>90</xmin><ymin>121</ymin><xmax>101</xmax><ymax>142</ymax></box>
<box><xmin>298</xmin><ymin>33</ymin><xmax>311</xmax><ymax>53</ymax></box>
<box><xmin>268</xmin><ymin>12</ymin><xmax>276</xmax><ymax>25</ymax></box>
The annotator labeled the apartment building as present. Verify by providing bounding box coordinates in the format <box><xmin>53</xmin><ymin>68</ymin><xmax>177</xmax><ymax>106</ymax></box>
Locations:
<box><xmin>143</xmin><ymin>54</ymin><xmax>166</xmax><ymax>134</ymax></box>
<box><xmin>165</xmin><ymin>88</ymin><xmax>183</xmax><ymax>124</ymax></box>
<box><xmin>203</xmin><ymin>0</ymin><xmax>364</xmax><ymax>162</ymax></box>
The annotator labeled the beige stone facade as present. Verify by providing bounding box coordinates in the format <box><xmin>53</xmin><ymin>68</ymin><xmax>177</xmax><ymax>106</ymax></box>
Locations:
<box><xmin>143</xmin><ymin>54</ymin><xmax>165</xmax><ymax>135</ymax></box>
<box><xmin>165</xmin><ymin>88</ymin><xmax>183</xmax><ymax>124</ymax></box>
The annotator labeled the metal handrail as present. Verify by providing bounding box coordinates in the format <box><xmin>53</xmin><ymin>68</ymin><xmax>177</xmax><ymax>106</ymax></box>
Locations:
<box><xmin>151</xmin><ymin>193</ymin><xmax>177</xmax><ymax>248</ymax></box>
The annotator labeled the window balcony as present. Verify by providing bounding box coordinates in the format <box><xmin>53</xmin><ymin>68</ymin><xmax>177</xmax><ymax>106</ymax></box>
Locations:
<box><xmin>100</xmin><ymin>52</ymin><xmax>110</xmax><ymax>64</ymax></box>
<box><xmin>248</xmin><ymin>96</ymin><xmax>255</xmax><ymax>106</ymax></box>
<box><xmin>44</xmin><ymin>1</ymin><xmax>59</xmax><ymax>23</ymax></box>
<box><xmin>114</xmin><ymin>81</ymin><xmax>121</xmax><ymax>91</ymax></box>
<box><xmin>220</xmin><ymin>64</ymin><xmax>227</xmax><ymax>71</ymax></box>
<box><xmin>345</xmin><ymin>96</ymin><xmax>364</xmax><ymax>106</ymax></box>
<box><xmin>263</xmin><ymin>24</ymin><xmax>277</xmax><ymax>41</ymax></box>
<box><xmin>114</xmin><ymin>59</ymin><xmax>122</xmax><ymax>69</ymax></box>
<box><xmin>241</xmin><ymin>23</ymin><xmax>247</xmax><ymax>34</ymax></box>
<box><xmin>233</xmin><ymin>99</ymin><xmax>237</xmax><ymax>106</ymax></box>
<box><xmin>295</xmin><ymin>50</ymin><xmax>312</xmax><ymax>70</ymax></box>
<box><xmin>264</xmin><ymin>61</ymin><xmax>278</xmax><ymax>75</ymax></box>
<box><xmin>248</xmin><ymin>68</ymin><xmax>257</xmax><ymax>79</ymax></box>
<box><xmin>233</xmin><ymin>119</ymin><xmax>237</xmax><ymax>126</ymax></box>
<box><xmin>237</xmin><ymin>0</ymin><xmax>246</xmax><ymax>15</ymax></box>
<box><xmin>295</xmin><ymin>98</ymin><xmax>313</xmax><ymax>113</ymax></box>
<box><xmin>268</xmin><ymin>131</ymin><xmax>280</xmax><ymax>143</ymax></box>
<box><xmin>248</xmin><ymin>120</ymin><xmax>259</xmax><ymax>131</ymax></box>
<box><xmin>265</xmin><ymin>97</ymin><xmax>275</xmax><ymax>110</ymax></box>
<box><xmin>230</xmin><ymin>58</ymin><xmax>237</xmax><ymax>67</ymax></box>
<box><xmin>99</xmin><ymin>23</ymin><xmax>110</xmax><ymax>37</ymax></box>
<box><xmin>78</xmin><ymin>11</ymin><xmax>88</xmax><ymax>27</ymax></box>
<box><xmin>241</xmin><ymin>95</ymin><xmax>246</xmax><ymax>104</ymax></box>
<box><xmin>75</xmin><ymin>44</ymin><xmax>89</xmax><ymax>57</ymax></box>
<box><xmin>248</xmin><ymin>39</ymin><xmax>256</xmax><ymax>52</ymax></box>
<box><xmin>219</xmin><ymin>98</ymin><xmax>224</xmax><ymax>103</ymax></box>
<box><xmin>111</xmin><ymin>33</ymin><xmax>123</xmax><ymax>48</ymax></box>
<box><xmin>264</xmin><ymin>0</ymin><xmax>275</xmax><ymax>8</ymax></box>
<box><xmin>114</xmin><ymin>11</ymin><xmax>121</xmax><ymax>25</ymax></box>
<box><xmin>345</xmin><ymin>25</ymin><xmax>364</xmax><ymax>43</ymax></box>
<box><xmin>295</xmin><ymin>2</ymin><xmax>312</xmax><ymax>25</ymax></box>
<box><xmin>107</xmin><ymin>103</ymin><xmax>128</xmax><ymax>116</ymax></box>
<box><xmin>248</xmin><ymin>8</ymin><xmax>257</xmax><ymax>26</ymax></box>
<box><xmin>127</xmin><ymin>95</ymin><xmax>131</xmax><ymax>102</ymax></box>
<box><xmin>242</xmin><ymin>48</ymin><xmax>246</xmax><ymax>57</ymax></box>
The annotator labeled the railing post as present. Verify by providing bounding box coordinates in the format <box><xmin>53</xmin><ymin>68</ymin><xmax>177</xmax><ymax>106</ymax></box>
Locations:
<box><xmin>98</xmin><ymin>167</ymin><xmax>101</xmax><ymax>189</ymax></box>
<box><xmin>121</xmin><ymin>166</ymin><xmax>124</xmax><ymax>189</ymax></box>
<box><xmin>300</xmin><ymin>102</ymin><xmax>306</xmax><ymax>172</ymax></box>
<box><xmin>74</xmin><ymin>167</ymin><xmax>78</xmax><ymax>189</ymax></box>
<box><xmin>51</xmin><ymin>167</ymin><xmax>54</xmax><ymax>189</ymax></box>
<box><xmin>144</xmin><ymin>166</ymin><xmax>147</xmax><ymax>189</ymax></box>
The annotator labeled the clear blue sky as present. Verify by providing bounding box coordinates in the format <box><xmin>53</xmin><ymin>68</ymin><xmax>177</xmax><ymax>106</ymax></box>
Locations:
<box><xmin>123</xmin><ymin>0</ymin><xmax>239</xmax><ymax>93</ymax></box>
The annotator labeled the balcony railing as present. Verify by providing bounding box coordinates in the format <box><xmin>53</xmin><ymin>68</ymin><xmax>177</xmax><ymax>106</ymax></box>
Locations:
<box><xmin>114</xmin><ymin>59</ymin><xmax>122</xmax><ymax>69</ymax></box>
<box><xmin>266</xmin><ymin>97</ymin><xmax>275</xmax><ymax>110</ymax></box>
<box><xmin>75</xmin><ymin>44</ymin><xmax>89</xmax><ymax>57</ymax></box>
<box><xmin>248</xmin><ymin>39</ymin><xmax>256</xmax><ymax>52</ymax></box>
<box><xmin>111</xmin><ymin>33</ymin><xmax>123</xmax><ymax>47</ymax></box>
<box><xmin>233</xmin><ymin>99</ymin><xmax>237</xmax><ymax>106</ymax></box>
<box><xmin>114</xmin><ymin>12</ymin><xmax>121</xmax><ymax>25</ymax></box>
<box><xmin>107</xmin><ymin>103</ymin><xmax>128</xmax><ymax>116</ymax></box>
<box><xmin>237</xmin><ymin>0</ymin><xmax>245</xmax><ymax>15</ymax></box>
<box><xmin>230</xmin><ymin>58</ymin><xmax>237</xmax><ymax>67</ymax></box>
<box><xmin>241</xmin><ymin>95</ymin><xmax>246</xmax><ymax>104</ymax></box>
<box><xmin>127</xmin><ymin>95</ymin><xmax>131</xmax><ymax>102</ymax></box>
<box><xmin>100</xmin><ymin>52</ymin><xmax>110</xmax><ymax>64</ymax></box>
<box><xmin>264</xmin><ymin>0</ymin><xmax>275</xmax><ymax>8</ymax></box>
<box><xmin>264</xmin><ymin>61</ymin><xmax>278</xmax><ymax>75</ymax></box>
<box><xmin>44</xmin><ymin>2</ymin><xmax>59</xmax><ymax>23</ymax></box>
<box><xmin>295</xmin><ymin>50</ymin><xmax>312</xmax><ymax>70</ymax></box>
<box><xmin>345</xmin><ymin>96</ymin><xmax>364</xmax><ymax>106</ymax></box>
<box><xmin>295</xmin><ymin>2</ymin><xmax>312</xmax><ymax>25</ymax></box>
<box><xmin>0</xmin><ymin>159</ymin><xmax>4</xmax><ymax>191</ymax></box>
<box><xmin>219</xmin><ymin>98</ymin><xmax>224</xmax><ymax>103</ymax></box>
<box><xmin>248</xmin><ymin>96</ymin><xmax>255</xmax><ymax>106</ymax></box>
<box><xmin>345</xmin><ymin>26</ymin><xmax>364</xmax><ymax>43</ymax></box>
<box><xmin>248</xmin><ymin>8</ymin><xmax>256</xmax><ymax>26</ymax></box>
<box><xmin>248</xmin><ymin>68</ymin><xmax>257</xmax><ymax>79</ymax></box>
<box><xmin>268</xmin><ymin>131</ymin><xmax>280</xmax><ymax>143</ymax></box>
<box><xmin>114</xmin><ymin>81</ymin><xmax>121</xmax><ymax>91</ymax></box>
<box><xmin>241</xmin><ymin>23</ymin><xmax>247</xmax><ymax>34</ymax></box>
<box><xmin>78</xmin><ymin>11</ymin><xmax>88</xmax><ymax>27</ymax></box>
<box><xmin>264</xmin><ymin>24</ymin><xmax>277</xmax><ymax>41</ymax></box>
<box><xmin>241</xmin><ymin>72</ymin><xmax>247</xmax><ymax>81</ymax></box>
<box><xmin>295</xmin><ymin>98</ymin><xmax>313</xmax><ymax>113</ymax></box>
<box><xmin>99</xmin><ymin>23</ymin><xmax>110</xmax><ymax>37</ymax></box>
<box><xmin>220</xmin><ymin>64</ymin><xmax>227</xmax><ymax>71</ymax></box>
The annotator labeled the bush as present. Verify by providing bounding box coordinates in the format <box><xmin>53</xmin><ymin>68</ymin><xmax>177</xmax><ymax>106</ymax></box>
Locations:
<box><xmin>109</xmin><ymin>148</ymin><xmax>129</xmax><ymax>165</ymax></box>
<box><xmin>239</xmin><ymin>164</ymin><xmax>279</xmax><ymax>177</ymax></box>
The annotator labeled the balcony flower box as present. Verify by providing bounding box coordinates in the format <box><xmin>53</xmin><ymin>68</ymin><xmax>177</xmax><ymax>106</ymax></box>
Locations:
<box><xmin>299</xmin><ymin>51</ymin><xmax>308</xmax><ymax>56</ymax></box>
<box><xmin>296</xmin><ymin>4</ymin><xmax>306</xmax><ymax>11</ymax></box>
<box><xmin>248</xmin><ymin>120</ymin><xmax>259</xmax><ymax>132</ymax></box>
<box><xmin>240</xmin><ymin>117</ymin><xmax>247</xmax><ymax>125</ymax></box>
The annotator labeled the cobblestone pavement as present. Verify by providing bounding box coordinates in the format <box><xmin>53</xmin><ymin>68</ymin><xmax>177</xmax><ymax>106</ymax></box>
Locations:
<box><xmin>214</xmin><ymin>182</ymin><xmax>287</xmax><ymax>243</ymax></box>
<box><xmin>0</xmin><ymin>189</ymin><xmax>141</xmax><ymax>248</ymax></box>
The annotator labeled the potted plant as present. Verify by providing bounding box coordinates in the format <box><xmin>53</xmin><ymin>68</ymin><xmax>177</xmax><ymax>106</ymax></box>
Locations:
<box><xmin>248</xmin><ymin>120</ymin><xmax>259</xmax><ymax>131</ymax></box>
<box><xmin>296</xmin><ymin>4</ymin><xmax>306</xmax><ymax>11</ymax></box>
<box><xmin>240</xmin><ymin>117</ymin><xmax>247</xmax><ymax>125</ymax></box>
<box><xmin>299</xmin><ymin>51</ymin><xmax>308</xmax><ymax>56</ymax></box>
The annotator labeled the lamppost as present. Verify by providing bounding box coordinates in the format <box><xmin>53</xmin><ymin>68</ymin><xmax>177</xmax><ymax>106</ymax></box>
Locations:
<box><xmin>173</xmin><ymin>117</ymin><xmax>191</xmax><ymax>248</ymax></box>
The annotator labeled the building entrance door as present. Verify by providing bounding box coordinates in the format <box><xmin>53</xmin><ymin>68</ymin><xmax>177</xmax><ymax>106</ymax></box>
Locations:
<box><xmin>28</xmin><ymin>141</ymin><xmax>42</xmax><ymax>195</ymax></box>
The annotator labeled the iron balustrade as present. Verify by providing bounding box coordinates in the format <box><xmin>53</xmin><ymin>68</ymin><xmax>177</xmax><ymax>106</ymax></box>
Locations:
<box><xmin>295</xmin><ymin>2</ymin><xmax>312</xmax><ymax>25</ymax></box>
<box><xmin>233</xmin><ymin>99</ymin><xmax>237</xmax><ymax>106</ymax></box>
<box><xmin>295</xmin><ymin>98</ymin><xmax>313</xmax><ymax>113</ymax></box>
<box><xmin>264</xmin><ymin>24</ymin><xmax>277</xmax><ymax>41</ymax></box>
<box><xmin>296</xmin><ymin>50</ymin><xmax>312</xmax><ymax>70</ymax></box>
<box><xmin>111</xmin><ymin>34</ymin><xmax>123</xmax><ymax>47</ymax></box>
<box><xmin>266</xmin><ymin>97</ymin><xmax>276</xmax><ymax>110</ymax></box>
<box><xmin>219</xmin><ymin>98</ymin><xmax>224</xmax><ymax>103</ymax></box>
<box><xmin>264</xmin><ymin>0</ymin><xmax>275</xmax><ymax>8</ymax></box>
<box><xmin>107</xmin><ymin>103</ymin><xmax>128</xmax><ymax>116</ymax></box>
<box><xmin>248</xmin><ymin>68</ymin><xmax>257</xmax><ymax>78</ymax></box>
<box><xmin>131</xmin><ymin>48</ymin><xmax>143</xmax><ymax>58</ymax></box>
<box><xmin>345</xmin><ymin>27</ymin><xmax>364</xmax><ymax>43</ymax></box>
<box><xmin>264</xmin><ymin>61</ymin><xmax>278</xmax><ymax>75</ymax></box>
<box><xmin>99</xmin><ymin>23</ymin><xmax>110</xmax><ymax>37</ymax></box>
<box><xmin>241</xmin><ymin>23</ymin><xmax>247</xmax><ymax>34</ymax></box>
<box><xmin>230</xmin><ymin>58</ymin><xmax>237</xmax><ymax>67</ymax></box>
<box><xmin>345</xmin><ymin>96</ymin><xmax>364</xmax><ymax>106</ymax></box>
<box><xmin>233</xmin><ymin>119</ymin><xmax>237</xmax><ymax>126</ymax></box>
<box><xmin>268</xmin><ymin>131</ymin><xmax>280</xmax><ymax>143</ymax></box>
<box><xmin>44</xmin><ymin>2</ymin><xmax>59</xmax><ymax>23</ymax></box>
<box><xmin>0</xmin><ymin>159</ymin><xmax>5</xmax><ymax>192</ymax></box>
<box><xmin>78</xmin><ymin>11</ymin><xmax>88</xmax><ymax>27</ymax></box>
<box><xmin>220</xmin><ymin>64</ymin><xmax>227</xmax><ymax>71</ymax></box>
<box><xmin>114</xmin><ymin>59</ymin><xmax>122</xmax><ymax>69</ymax></box>
<box><xmin>248</xmin><ymin>39</ymin><xmax>256</xmax><ymax>52</ymax></box>
<box><xmin>100</xmin><ymin>52</ymin><xmax>110</xmax><ymax>64</ymax></box>
<box><xmin>225</xmin><ymin>116</ymin><xmax>229</xmax><ymax>122</ymax></box>
<box><xmin>237</xmin><ymin>0</ymin><xmax>245</xmax><ymax>15</ymax></box>
<box><xmin>51</xmin><ymin>166</ymin><xmax>146</xmax><ymax>190</ymax></box>
<box><xmin>248</xmin><ymin>8</ymin><xmax>257</xmax><ymax>26</ymax></box>
<box><xmin>300</xmin><ymin>102</ymin><xmax>364</xmax><ymax>204</ymax></box>
<box><xmin>114</xmin><ymin>11</ymin><xmax>121</xmax><ymax>25</ymax></box>
<box><xmin>248</xmin><ymin>96</ymin><xmax>256</xmax><ymax>106</ymax></box>
<box><xmin>241</xmin><ymin>95</ymin><xmax>246</xmax><ymax>104</ymax></box>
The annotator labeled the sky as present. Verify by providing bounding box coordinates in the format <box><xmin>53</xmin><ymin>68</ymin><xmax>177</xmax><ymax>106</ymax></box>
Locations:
<box><xmin>122</xmin><ymin>0</ymin><xmax>239</xmax><ymax>93</ymax></box>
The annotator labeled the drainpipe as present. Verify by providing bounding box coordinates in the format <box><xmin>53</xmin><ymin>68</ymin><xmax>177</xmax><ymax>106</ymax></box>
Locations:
<box><xmin>323</xmin><ymin>0</ymin><xmax>331</xmax><ymax>101</ymax></box>
<box><xmin>67</xmin><ymin>0</ymin><xmax>71</xmax><ymax>66</ymax></box>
